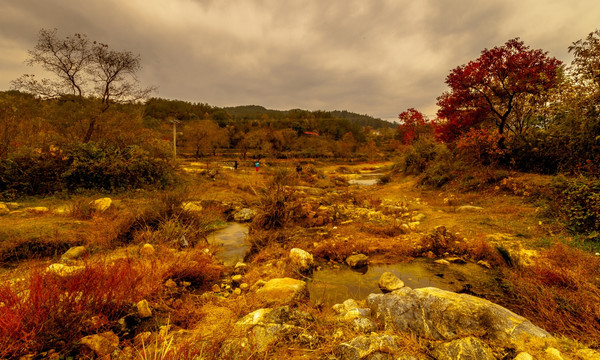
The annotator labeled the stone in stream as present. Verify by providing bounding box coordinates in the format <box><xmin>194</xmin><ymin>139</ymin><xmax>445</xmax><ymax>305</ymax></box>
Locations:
<box><xmin>378</xmin><ymin>272</ymin><xmax>405</xmax><ymax>293</ymax></box>
<box><xmin>346</xmin><ymin>254</ymin><xmax>369</xmax><ymax>268</ymax></box>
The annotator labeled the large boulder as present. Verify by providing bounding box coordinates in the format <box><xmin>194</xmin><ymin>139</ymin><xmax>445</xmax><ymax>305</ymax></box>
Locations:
<box><xmin>431</xmin><ymin>336</ymin><xmax>495</xmax><ymax>360</ymax></box>
<box><xmin>256</xmin><ymin>277</ymin><xmax>308</xmax><ymax>305</ymax></box>
<box><xmin>367</xmin><ymin>287</ymin><xmax>550</xmax><ymax>343</ymax></box>
<box><xmin>335</xmin><ymin>334</ymin><xmax>401</xmax><ymax>360</ymax></box>
<box><xmin>224</xmin><ymin>306</ymin><xmax>316</xmax><ymax>355</ymax></box>
<box><xmin>289</xmin><ymin>248</ymin><xmax>314</xmax><ymax>272</ymax></box>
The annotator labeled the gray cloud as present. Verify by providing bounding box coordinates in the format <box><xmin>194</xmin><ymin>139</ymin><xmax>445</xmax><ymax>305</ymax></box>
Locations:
<box><xmin>1</xmin><ymin>0</ymin><xmax>599</xmax><ymax>121</ymax></box>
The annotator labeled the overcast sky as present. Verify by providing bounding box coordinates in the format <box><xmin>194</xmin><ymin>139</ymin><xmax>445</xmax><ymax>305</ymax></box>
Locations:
<box><xmin>1</xmin><ymin>0</ymin><xmax>599</xmax><ymax>121</ymax></box>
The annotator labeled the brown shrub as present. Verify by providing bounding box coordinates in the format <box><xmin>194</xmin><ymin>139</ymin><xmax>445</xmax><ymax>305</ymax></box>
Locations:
<box><xmin>499</xmin><ymin>243</ymin><xmax>600</xmax><ymax>346</ymax></box>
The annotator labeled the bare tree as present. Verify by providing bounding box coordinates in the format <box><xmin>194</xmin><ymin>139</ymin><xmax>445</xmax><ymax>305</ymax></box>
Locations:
<box><xmin>11</xmin><ymin>28</ymin><xmax>155</xmax><ymax>142</ymax></box>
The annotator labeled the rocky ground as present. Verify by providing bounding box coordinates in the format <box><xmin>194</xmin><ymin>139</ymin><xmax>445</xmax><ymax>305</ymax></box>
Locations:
<box><xmin>1</xmin><ymin>160</ymin><xmax>599</xmax><ymax>359</ymax></box>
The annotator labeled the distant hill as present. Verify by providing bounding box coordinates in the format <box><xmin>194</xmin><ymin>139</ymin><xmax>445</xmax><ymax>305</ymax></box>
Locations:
<box><xmin>223</xmin><ymin>105</ymin><xmax>396</xmax><ymax>129</ymax></box>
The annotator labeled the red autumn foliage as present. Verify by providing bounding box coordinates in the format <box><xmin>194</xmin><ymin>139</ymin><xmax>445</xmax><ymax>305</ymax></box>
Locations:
<box><xmin>396</xmin><ymin>108</ymin><xmax>433</xmax><ymax>145</ymax></box>
<box><xmin>436</xmin><ymin>38</ymin><xmax>562</xmax><ymax>143</ymax></box>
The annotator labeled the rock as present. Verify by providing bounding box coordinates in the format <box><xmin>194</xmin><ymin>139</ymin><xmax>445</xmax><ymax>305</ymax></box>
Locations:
<box><xmin>352</xmin><ymin>318</ymin><xmax>378</xmax><ymax>333</ymax></box>
<box><xmin>545</xmin><ymin>347</ymin><xmax>564</xmax><ymax>360</ymax></box>
<box><xmin>434</xmin><ymin>259</ymin><xmax>450</xmax><ymax>265</ymax></box>
<box><xmin>457</xmin><ymin>205</ymin><xmax>484</xmax><ymax>212</ymax></box>
<box><xmin>477</xmin><ymin>260</ymin><xmax>492</xmax><ymax>269</ymax></box>
<box><xmin>60</xmin><ymin>246</ymin><xmax>88</xmax><ymax>262</ymax></box>
<box><xmin>514</xmin><ymin>352</ymin><xmax>534</xmax><ymax>360</ymax></box>
<box><xmin>212</xmin><ymin>284</ymin><xmax>221</xmax><ymax>292</ymax></box>
<box><xmin>431</xmin><ymin>336</ymin><xmax>495</xmax><ymax>360</ymax></box>
<box><xmin>234</xmin><ymin>306</ymin><xmax>315</xmax><ymax>352</ymax></box>
<box><xmin>27</xmin><ymin>206</ymin><xmax>49</xmax><ymax>213</ymax></box>
<box><xmin>256</xmin><ymin>278</ymin><xmax>308</xmax><ymax>305</ymax></box>
<box><xmin>367</xmin><ymin>287</ymin><xmax>551</xmax><ymax>343</ymax></box>
<box><xmin>412</xmin><ymin>213</ymin><xmax>426</xmax><ymax>222</ymax></box>
<box><xmin>79</xmin><ymin>331</ymin><xmax>119</xmax><ymax>357</ymax></box>
<box><xmin>136</xmin><ymin>299</ymin><xmax>152</xmax><ymax>318</ymax></box>
<box><xmin>233</xmin><ymin>288</ymin><xmax>242</xmax><ymax>296</ymax></box>
<box><xmin>577</xmin><ymin>348</ymin><xmax>600</xmax><ymax>360</ymax></box>
<box><xmin>234</xmin><ymin>208</ymin><xmax>256</xmax><ymax>222</ymax></box>
<box><xmin>335</xmin><ymin>333</ymin><xmax>399</xmax><ymax>360</ymax></box>
<box><xmin>231</xmin><ymin>274</ymin><xmax>243</xmax><ymax>283</ymax></box>
<box><xmin>164</xmin><ymin>279</ymin><xmax>177</xmax><ymax>288</ymax></box>
<box><xmin>346</xmin><ymin>254</ymin><xmax>369</xmax><ymax>268</ymax></box>
<box><xmin>46</xmin><ymin>263</ymin><xmax>85</xmax><ymax>276</ymax></box>
<box><xmin>446</xmin><ymin>257</ymin><xmax>467</xmax><ymax>264</ymax></box>
<box><xmin>5</xmin><ymin>202</ymin><xmax>20</xmax><ymax>210</ymax></box>
<box><xmin>289</xmin><ymin>248</ymin><xmax>314</xmax><ymax>272</ymax></box>
<box><xmin>90</xmin><ymin>197</ymin><xmax>112</xmax><ymax>212</ymax></box>
<box><xmin>0</xmin><ymin>203</ymin><xmax>9</xmax><ymax>216</ymax></box>
<box><xmin>234</xmin><ymin>262</ymin><xmax>248</xmax><ymax>273</ymax></box>
<box><xmin>182</xmin><ymin>201</ymin><xmax>203</xmax><ymax>212</ymax></box>
<box><xmin>139</xmin><ymin>243</ymin><xmax>155</xmax><ymax>257</ymax></box>
<box><xmin>378</xmin><ymin>272</ymin><xmax>405</xmax><ymax>293</ymax></box>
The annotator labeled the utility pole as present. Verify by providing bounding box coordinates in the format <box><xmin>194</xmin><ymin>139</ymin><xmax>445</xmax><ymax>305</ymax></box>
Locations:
<box><xmin>169</xmin><ymin>118</ymin><xmax>181</xmax><ymax>161</ymax></box>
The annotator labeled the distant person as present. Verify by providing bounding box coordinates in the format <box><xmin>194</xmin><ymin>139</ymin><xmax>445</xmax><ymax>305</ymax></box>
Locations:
<box><xmin>296</xmin><ymin>163</ymin><xmax>302</xmax><ymax>174</ymax></box>
<box><xmin>233</xmin><ymin>160</ymin><xmax>238</xmax><ymax>170</ymax></box>
<box><xmin>255</xmin><ymin>160</ymin><xmax>260</xmax><ymax>172</ymax></box>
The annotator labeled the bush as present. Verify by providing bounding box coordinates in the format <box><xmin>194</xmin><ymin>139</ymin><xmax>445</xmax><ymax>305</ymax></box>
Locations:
<box><xmin>553</xmin><ymin>176</ymin><xmax>600</xmax><ymax>233</ymax></box>
<box><xmin>0</xmin><ymin>142</ymin><xmax>174</xmax><ymax>199</ymax></box>
<box><xmin>398</xmin><ymin>137</ymin><xmax>452</xmax><ymax>176</ymax></box>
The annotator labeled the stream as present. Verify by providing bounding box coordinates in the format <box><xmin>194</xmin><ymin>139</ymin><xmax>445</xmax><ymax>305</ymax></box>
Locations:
<box><xmin>308</xmin><ymin>259</ymin><xmax>495</xmax><ymax>306</ymax></box>
<box><xmin>209</xmin><ymin>224</ymin><xmax>496</xmax><ymax>306</ymax></box>
<box><xmin>208</xmin><ymin>223</ymin><xmax>250</xmax><ymax>266</ymax></box>
<box><xmin>347</xmin><ymin>173</ymin><xmax>383</xmax><ymax>186</ymax></box>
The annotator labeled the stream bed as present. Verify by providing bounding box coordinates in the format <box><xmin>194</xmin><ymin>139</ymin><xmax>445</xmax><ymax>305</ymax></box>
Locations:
<box><xmin>307</xmin><ymin>259</ymin><xmax>495</xmax><ymax>306</ymax></box>
<box><xmin>208</xmin><ymin>223</ymin><xmax>250</xmax><ymax>266</ymax></box>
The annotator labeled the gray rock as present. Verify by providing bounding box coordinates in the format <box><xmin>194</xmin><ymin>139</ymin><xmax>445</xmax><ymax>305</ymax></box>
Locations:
<box><xmin>255</xmin><ymin>277</ymin><xmax>308</xmax><ymax>305</ymax></box>
<box><xmin>89</xmin><ymin>197</ymin><xmax>112</xmax><ymax>212</ymax></box>
<box><xmin>352</xmin><ymin>317</ymin><xmax>377</xmax><ymax>333</ymax></box>
<box><xmin>431</xmin><ymin>337</ymin><xmax>495</xmax><ymax>360</ymax></box>
<box><xmin>335</xmin><ymin>334</ymin><xmax>399</xmax><ymax>360</ymax></box>
<box><xmin>234</xmin><ymin>208</ymin><xmax>256</xmax><ymax>222</ymax></box>
<box><xmin>378</xmin><ymin>272</ymin><xmax>405</xmax><ymax>293</ymax></box>
<box><xmin>61</xmin><ymin>246</ymin><xmax>88</xmax><ymax>262</ymax></box>
<box><xmin>346</xmin><ymin>254</ymin><xmax>369</xmax><ymax>268</ymax></box>
<box><xmin>289</xmin><ymin>248</ymin><xmax>314</xmax><ymax>272</ymax></box>
<box><xmin>367</xmin><ymin>287</ymin><xmax>550</xmax><ymax>343</ymax></box>
<box><xmin>79</xmin><ymin>331</ymin><xmax>119</xmax><ymax>357</ymax></box>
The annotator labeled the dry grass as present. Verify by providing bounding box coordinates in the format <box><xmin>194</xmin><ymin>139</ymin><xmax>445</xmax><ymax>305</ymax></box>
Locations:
<box><xmin>500</xmin><ymin>243</ymin><xmax>600</xmax><ymax>347</ymax></box>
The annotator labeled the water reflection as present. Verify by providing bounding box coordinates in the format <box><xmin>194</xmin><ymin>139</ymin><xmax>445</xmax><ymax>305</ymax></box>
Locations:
<box><xmin>208</xmin><ymin>223</ymin><xmax>249</xmax><ymax>266</ymax></box>
<box><xmin>308</xmin><ymin>259</ymin><xmax>487</xmax><ymax>306</ymax></box>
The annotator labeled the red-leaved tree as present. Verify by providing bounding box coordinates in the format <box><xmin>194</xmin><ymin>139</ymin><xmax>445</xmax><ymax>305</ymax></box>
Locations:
<box><xmin>435</xmin><ymin>38</ymin><xmax>562</xmax><ymax>145</ymax></box>
<box><xmin>396</xmin><ymin>108</ymin><xmax>433</xmax><ymax>145</ymax></box>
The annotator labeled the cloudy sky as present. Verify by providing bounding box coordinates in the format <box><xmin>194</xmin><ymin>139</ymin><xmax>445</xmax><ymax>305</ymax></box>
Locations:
<box><xmin>1</xmin><ymin>0</ymin><xmax>599</xmax><ymax>121</ymax></box>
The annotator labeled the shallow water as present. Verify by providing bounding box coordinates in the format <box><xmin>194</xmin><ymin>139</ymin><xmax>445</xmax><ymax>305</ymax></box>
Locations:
<box><xmin>347</xmin><ymin>173</ymin><xmax>383</xmax><ymax>186</ymax></box>
<box><xmin>208</xmin><ymin>223</ymin><xmax>249</xmax><ymax>266</ymax></box>
<box><xmin>308</xmin><ymin>259</ymin><xmax>490</xmax><ymax>306</ymax></box>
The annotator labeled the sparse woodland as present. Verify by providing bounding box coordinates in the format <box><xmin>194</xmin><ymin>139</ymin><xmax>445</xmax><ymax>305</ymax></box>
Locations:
<box><xmin>0</xmin><ymin>29</ymin><xmax>600</xmax><ymax>359</ymax></box>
